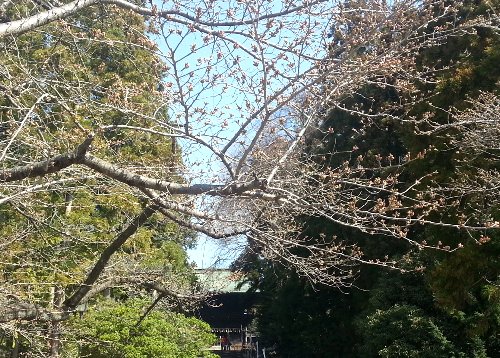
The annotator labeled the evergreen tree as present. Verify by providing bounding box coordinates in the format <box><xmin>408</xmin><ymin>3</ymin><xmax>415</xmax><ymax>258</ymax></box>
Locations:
<box><xmin>0</xmin><ymin>1</ymin><xmax>198</xmax><ymax>355</ymax></box>
<box><xmin>66</xmin><ymin>299</ymin><xmax>217</xmax><ymax>358</ymax></box>
<box><xmin>251</xmin><ymin>1</ymin><xmax>500</xmax><ymax>356</ymax></box>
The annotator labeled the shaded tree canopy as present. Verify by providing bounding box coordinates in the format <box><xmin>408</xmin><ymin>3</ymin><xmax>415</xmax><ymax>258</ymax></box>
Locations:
<box><xmin>0</xmin><ymin>1</ymin><xmax>498</xmax><ymax>355</ymax></box>
<box><xmin>237</xmin><ymin>1</ymin><xmax>499</xmax><ymax>357</ymax></box>
<box><xmin>67</xmin><ymin>298</ymin><xmax>217</xmax><ymax>358</ymax></box>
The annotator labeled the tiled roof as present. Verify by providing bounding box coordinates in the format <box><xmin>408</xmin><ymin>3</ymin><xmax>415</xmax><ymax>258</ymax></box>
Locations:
<box><xmin>195</xmin><ymin>269</ymin><xmax>252</xmax><ymax>293</ymax></box>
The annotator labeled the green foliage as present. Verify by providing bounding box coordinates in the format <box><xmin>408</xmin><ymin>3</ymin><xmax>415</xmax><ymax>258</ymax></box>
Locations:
<box><xmin>66</xmin><ymin>299</ymin><xmax>217</xmax><ymax>358</ymax></box>
<box><xmin>0</xmin><ymin>0</ymin><xmax>189</xmax><ymax>284</ymax></box>
<box><xmin>356</xmin><ymin>267</ymin><xmax>496</xmax><ymax>357</ymax></box>
<box><xmin>430</xmin><ymin>239</ymin><xmax>500</xmax><ymax>311</ymax></box>
<box><xmin>247</xmin><ymin>257</ymin><xmax>366</xmax><ymax>357</ymax></box>
<box><xmin>250</xmin><ymin>1</ymin><xmax>500</xmax><ymax>357</ymax></box>
<box><xmin>0</xmin><ymin>1</ymin><xmax>195</xmax><ymax>355</ymax></box>
<box><xmin>358</xmin><ymin>304</ymin><xmax>456</xmax><ymax>358</ymax></box>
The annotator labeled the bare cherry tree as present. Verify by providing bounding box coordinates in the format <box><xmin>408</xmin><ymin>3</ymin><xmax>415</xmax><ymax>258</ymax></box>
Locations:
<box><xmin>0</xmin><ymin>1</ymin><xmax>499</xmax><ymax>344</ymax></box>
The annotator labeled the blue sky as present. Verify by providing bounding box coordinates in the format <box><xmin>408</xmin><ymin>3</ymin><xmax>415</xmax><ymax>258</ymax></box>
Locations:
<box><xmin>149</xmin><ymin>0</ymin><xmax>330</xmax><ymax>268</ymax></box>
<box><xmin>187</xmin><ymin>235</ymin><xmax>246</xmax><ymax>268</ymax></box>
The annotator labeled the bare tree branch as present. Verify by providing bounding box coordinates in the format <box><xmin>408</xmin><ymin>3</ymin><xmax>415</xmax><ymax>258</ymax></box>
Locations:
<box><xmin>0</xmin><ymin>0</ymin><xmax>331</xmax><ymax>37</ymax></box>
<box><xmin>0</xmin><ymin>301</ymin><xmax>69</xmax><ymax>323</ymax></box>
<box><xmin>0</xmin><ymin>134</ymin><xmax>94</xmax><ymax>182</ymax></box>
<box><xmin>64</xmin><ymin>205</ymin><xmax>157</xmax><ymax>309</ymax></box>
<box><xmin>0</xmin><ymin>2</ymin><xmax>498</xmax><ymax>336</ymax></box>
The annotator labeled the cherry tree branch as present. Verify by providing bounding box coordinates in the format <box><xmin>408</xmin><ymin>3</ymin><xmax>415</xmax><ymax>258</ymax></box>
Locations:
<box><xmin>64</xmin><ymin>205</ymin><xmax>157</xmax><ymax>309</ymax></box>
<box><xmin>0</xmin><ymin>0</ymin><xmax>329</xmax><ymax>37</ymax></box>
<box><xmin>82</xmin><ymin>153</ymin><xmax>268</xmax><ymax>196</ymax></box>
<box><xmin>0</xmin><ymin>301</ymin><xmax>69</xmax><ymax>323</ymax></box>
<box><xmin>0</xmin><ymin>134</ymin><xmax>94</xmax><ymax>182</ymax></box>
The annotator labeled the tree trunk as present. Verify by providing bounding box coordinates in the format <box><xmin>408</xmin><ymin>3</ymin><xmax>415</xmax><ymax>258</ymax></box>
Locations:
<box><xmin>49</xmin><ymin>287</ymin><xmax>64</xmax><ymax>357</ymax></box>
<box><xmin>10</xmin><ymin>336</ymin><xmax>19</xmax><ymax>358</ymax></box>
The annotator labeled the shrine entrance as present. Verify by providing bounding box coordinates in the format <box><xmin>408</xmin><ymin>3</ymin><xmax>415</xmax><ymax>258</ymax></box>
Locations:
<box><xmin>194</xmin><ymin>269</ymin><xmax>259</xmax><ymax>355</ymax></box>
